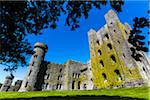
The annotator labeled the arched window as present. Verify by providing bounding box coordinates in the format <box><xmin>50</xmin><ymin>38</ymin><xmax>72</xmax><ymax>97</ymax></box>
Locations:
<box><xmin>102</xmin><ymin>73</ymin><xmax>107</xmax><ymax>81</ymax></box>
<box><xmin>100</xmin><ymin>60</ymin><xmax>104</xmax><ymax>67</ymax></box>
<box><xmin>98</xmin><ymin>49</ymin><xmax>101</xmax><ymax>55</ymax></box>
<box><xmin>107</xmin><ymin>43</ymin><xmax>112</xmax><ymax>50</ymax></box>
<box><xmin>111</xmin><ymin>55</ymin><xmax>116</xmax><ymax>62</ymax></box>
<box><xmin>114</xmin><ymin>70</ymin><xmax>122</xmax><ymax>81</ymax></box>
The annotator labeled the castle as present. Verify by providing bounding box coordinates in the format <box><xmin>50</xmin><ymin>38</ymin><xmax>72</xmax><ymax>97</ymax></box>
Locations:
<box><xmin>0</xmin><ymin>10</ymin><xmax>150</xmax><ymax>92</ymax></box>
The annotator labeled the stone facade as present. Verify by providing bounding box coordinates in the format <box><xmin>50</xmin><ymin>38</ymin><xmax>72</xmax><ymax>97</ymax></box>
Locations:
<box><xmin>88</xmin><ymin>9</ymin><xmax>150</xmax><ymax>89</ymax></box>
<box><xmin>1</xmin><ymin>9</ymin><xmax>150</xmax><ymax>92</ymax></box>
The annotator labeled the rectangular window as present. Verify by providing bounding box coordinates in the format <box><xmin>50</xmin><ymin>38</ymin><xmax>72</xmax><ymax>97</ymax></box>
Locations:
<box><xmin>28</xmin><ymin>70</ymin><xmax>32</xmax><ymax>76</ymax></box>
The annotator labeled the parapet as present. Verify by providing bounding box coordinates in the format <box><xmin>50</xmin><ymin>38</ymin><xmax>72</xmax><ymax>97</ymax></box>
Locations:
<box><xmin>34</xmin><ymin>42</ymin><xmax>48</xmax><ymax>52</ymax></box>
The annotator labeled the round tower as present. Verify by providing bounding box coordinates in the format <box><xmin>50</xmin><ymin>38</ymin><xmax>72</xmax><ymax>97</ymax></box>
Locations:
<box><xmin>0</xmin><ymin>75</ymin><xmax>14</xmax><ymax>92</ymax></box>
<box><xmin>19</xmin><ymin>42</ymin><xmax>48</xmax><ymax>92</ymax></box>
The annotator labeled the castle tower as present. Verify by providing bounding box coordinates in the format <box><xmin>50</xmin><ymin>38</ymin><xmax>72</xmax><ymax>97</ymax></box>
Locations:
<box><xmin>0</xmin><ymin>75</ymin><xmax>14</xmax><ymax>92</ymax></box>
<box><xmin>19</xmin><ymin>42</ymin><xmax>48</xmax><ymax>92</ymax></box>
<box><xmin>88</xmin><ymin>9</ymin><xmax>144</xmax><ymax>89</ymax></box>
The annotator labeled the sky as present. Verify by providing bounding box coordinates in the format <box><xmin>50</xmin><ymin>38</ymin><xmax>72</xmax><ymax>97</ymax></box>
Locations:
<box><xmin>0</xmin><ymin>1</ymin><xmax>149</xmax><ymax>84</ymax></box>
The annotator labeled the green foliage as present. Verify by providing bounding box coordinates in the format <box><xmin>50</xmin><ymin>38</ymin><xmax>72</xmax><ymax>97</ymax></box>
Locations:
<box><xmin>0</xmin><ymin>1</ymin><xmax>124</xmax><ymax>73</ymax></box>
<box><xmin>128</xmin><ymin>13</ymin><xmax>149</xmax><ymax>61</ymax></box>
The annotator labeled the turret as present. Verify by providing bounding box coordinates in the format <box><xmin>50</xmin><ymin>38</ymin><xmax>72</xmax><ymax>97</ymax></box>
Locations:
<box><xmin>0</xmin><ymin>75</ymin><xmax>14</xmax><ymax>92</ymax></box>
<box><xmin>19</xmin><ymin>42</ymin><xmax>48</xmax><ymax>92</ymax></box>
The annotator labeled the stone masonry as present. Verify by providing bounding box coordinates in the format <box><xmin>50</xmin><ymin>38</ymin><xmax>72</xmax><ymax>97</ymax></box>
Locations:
<box><xmin>1</xmin><ymin>9</ymin><xmax>150</xmax><ymax>92</ymax></box>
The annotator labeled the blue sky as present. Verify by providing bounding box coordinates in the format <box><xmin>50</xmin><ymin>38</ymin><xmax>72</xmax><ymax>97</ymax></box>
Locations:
<box><xmin>0</xmin><ymin>1</ymin><xmax>149</xmax><ymax>84</ymax></box>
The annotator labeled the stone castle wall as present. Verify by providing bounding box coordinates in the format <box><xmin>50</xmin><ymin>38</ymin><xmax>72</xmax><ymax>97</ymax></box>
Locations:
<box><xmin>1</xmin><ymin>9</ymin><xmax>150</xmax><ymax>92</ymax></box>
<box><xmin>88</xmin><ymin>10</ymin><xmax>149</xmax><ymax>89</ymax></box>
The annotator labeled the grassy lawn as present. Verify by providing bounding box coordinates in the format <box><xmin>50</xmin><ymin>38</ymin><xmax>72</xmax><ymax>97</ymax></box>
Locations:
<box><xmin>0</xmin><ymin>86</ymin><xmax>149</xmax><ymax>99</ymax></box>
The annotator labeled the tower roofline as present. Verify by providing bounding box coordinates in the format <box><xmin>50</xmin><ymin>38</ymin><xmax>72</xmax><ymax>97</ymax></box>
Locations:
<box><xmin>34</xmin><ymin>42</ymin><xmax>48</xmax><ymax>52</ymax></box>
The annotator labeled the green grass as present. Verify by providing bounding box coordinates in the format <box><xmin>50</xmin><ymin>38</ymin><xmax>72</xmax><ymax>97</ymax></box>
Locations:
<box><xmin>0</xmin><ymin>86</ymin><xmax>149</xmax><ymax>99</ymax></box>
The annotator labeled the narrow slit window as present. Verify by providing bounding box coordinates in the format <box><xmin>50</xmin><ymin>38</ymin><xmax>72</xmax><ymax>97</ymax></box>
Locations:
<box><xmin>111</xmin><ymin>55</ymin><xmax>116</xmax><ymax>62</ymax></box>
<box><xmin>28</xmin><ymin>70</ymin><xmax>32</xmax><ymax>76</ymax></box>
<box><xmin>25</xmin><ymin>82</ymin><xmax>28</xmax><ymax>88</ymax></box>
<box><xmin>59</xmin><ymin>69</ymin><xmax>62</xmax><ymax>72</ymax></box>
<box><xmin>47</xmin><ymin>74</ymin><xmax>50</xmax><ymax>79</ymax></box>
<box><xmin>78</xmin><ymin>81</ymin><xmax>80</xmax><ymax>89</ymax></box>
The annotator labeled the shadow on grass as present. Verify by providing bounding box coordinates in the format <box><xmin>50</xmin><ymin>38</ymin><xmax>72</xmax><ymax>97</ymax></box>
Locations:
<box><xmin>1</xmin><ymin>95</ymin><xmax>145</xmax><ymax>100</ymax></box>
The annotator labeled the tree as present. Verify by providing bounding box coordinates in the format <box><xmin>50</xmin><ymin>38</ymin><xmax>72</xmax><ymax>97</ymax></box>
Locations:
<box><xmin>0</xmin><ymin>1</ymin><xmax>124</xmax><ymax>73</ymax></box>
<box><xmin>128</xmin><ymin>10</ymin><xmax>149</xmax><ymax>61</ymax></box>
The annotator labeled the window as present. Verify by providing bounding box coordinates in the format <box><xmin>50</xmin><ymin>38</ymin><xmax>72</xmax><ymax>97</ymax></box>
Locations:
<box><xmin>111</xmin><ymin>55</ymin><xmax>116</xmax><ymax>62</ymax></box>
<box><xmin>96</xmin><ymin>40</ymin><xmax>100</xmax><ymax>45</ymax></box>
<box><xmin>59</xmin><ymin>69</ymin><xmax>62</xmax><ymax>72</ymax></box>
<box><xmin>58</xmin><ymin>75</ymin><xmax>62</xmax><ymax>80</ymax></box>
<box><xmin>102</xmin><ymin>73</ymin><xmax>107</xmax><ymax>82</ymax></box>
<box><xmin>59</xmin><ymin>84</ymin><xmax>62</xmax><ymax>89</ymax></box>
<box><xmin>98</xmin><ymin>49</ymin><xmax>101</xmax><ymax>55</ymax></box>
<box><xmin>123</xmin><ymin>54</ymin><xmax>126</xmax><ymax>58</ymax></box>
<box><xmin>25</xmin><ymin>82</ymin><xmax>28</xmax><ymax>88</ymax></box>
<box><xmin>34</xmin><ymin>55</ymin><xmax>38</xmax><ymax>58</ymax></box>
<box><xmin>143</xmin><ymin>67</ymin><xmax>146</xmax><ymax>72</ymax></box>
<box><xmin>56</xmin><ymin>84</ymin><xmax>59</xmax><ymax>89</ymax></box>
<box><xmin>105</xmin><ymin>34</ymin><xmax>109</xmax><ymax>39</ymax></box>
<box><xmin>100</xmin><ymin>60</ymin><xmax>104</xmax><ymax>67</ymax></box>
<box><xmin>72</xmin><ymin>81</ymin><xmax>75</xmax><ymax>90</ymax></box>
<box><xmin>78</xmin><ymin>81</ymin><xmax>80</xmax><ymax>89</ymax></box>
<box><xmin>78</xmin><ymin>74</ymin><xmax>80</xmax><ymax>78</ymax></box>
<box><xmin>91</xmin><ymin>78</ymin><xmax>93</xmax><ymax>81</ymax></box>
<box><xmin>129</xmin><ymin>70</ymin><xmax>132</xmax><ymax>74</ymax></box>
<box><xmin>125</xmin><ymin>30</ymin><xmax>128</xmax><ymax>34</ymax></box>
<box><xmin>107</xmin><ymin>43</ymin><xmax>112</xmax><ymax>50</ymax></box>
<box><xmin>114</xmin><ymin>70</ymin><xmax>122</xmax><ymax>81</ymax></box>
<box><xmin>83</xmin><ymin>84</ymin><xmax>86</xmax><ymax>89</ymax></box>
<box><xmin>45</xmin><ymin>83</ymin><xmax>48</xmax><ymax>89</ymax></box>
<box><xmin>32</xmin><ymin>61</ymin><xmax>34</xmax><ymax>66</ymax></box>
<box><xmin>47</xmin><ymin>74</ymin><xmax>50</xmax><ymax>79</ymax></box>
<box><xmin>73</xmin><ymin>73</ymin><xmax>75</xmax><ymax>78</ymax></box>
<box><xmin>28</xmin><ymin>70</ymin><xmax>32</xmax><ymax>76</ymax></box>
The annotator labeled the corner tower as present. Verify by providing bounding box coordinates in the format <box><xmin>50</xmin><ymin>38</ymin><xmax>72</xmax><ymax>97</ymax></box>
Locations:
<box><xmin>0</xmin><ymin>75</ymin><xmax>14</xmax><ymax>92</ymax></box>
<box><xmin>19</xmin><ymin>42</ymin><xmax>48</xmax><ymax>92</ymax></box>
